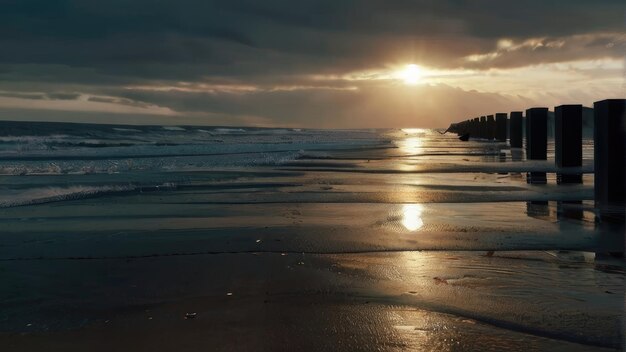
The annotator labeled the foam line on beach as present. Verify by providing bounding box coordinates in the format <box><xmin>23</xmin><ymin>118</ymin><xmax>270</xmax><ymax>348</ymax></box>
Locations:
<box><xmin>0</xmin><ymin>183</ymin><xmax>182</xmax><ymax>208</ymax></box>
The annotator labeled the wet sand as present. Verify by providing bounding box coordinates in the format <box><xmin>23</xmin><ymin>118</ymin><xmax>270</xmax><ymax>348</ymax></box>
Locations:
<box><xmin>0</xmin><ymin>128</ymin><xmax>624</xmax><ymax>351</ymax></box>
<box><xmin>2</xmin><ymin>251</ymin><xmax>623</xmax><ymax>351</ymax></box>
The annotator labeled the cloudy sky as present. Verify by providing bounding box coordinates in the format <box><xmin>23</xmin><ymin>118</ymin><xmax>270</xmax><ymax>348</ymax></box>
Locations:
<box><xmin>0</xmin><ymin>0</ymin><xmax>624</xmax><ymax>128</ymax></box>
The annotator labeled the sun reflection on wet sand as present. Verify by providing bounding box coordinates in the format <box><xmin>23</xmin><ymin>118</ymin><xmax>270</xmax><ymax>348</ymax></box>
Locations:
<box><xmin>402</xmin><ymin>204</ymin><xmax>424</xmax><ymax>231</ymax></box>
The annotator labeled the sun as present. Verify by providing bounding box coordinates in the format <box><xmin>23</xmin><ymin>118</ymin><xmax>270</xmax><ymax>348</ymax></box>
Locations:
<box><xmin>397</xmin><ymin>64</ymin><xmax>422</xmax><ymax>85</ymax></box>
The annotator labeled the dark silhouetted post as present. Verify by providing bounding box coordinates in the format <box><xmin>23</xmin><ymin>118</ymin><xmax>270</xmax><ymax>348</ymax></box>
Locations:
<box><xmin>495</xmin><ymin>113</ymin><xmax>507</xmax><ymax>142</ymax></box>
<box><xmin>472</xmin><ymin>117</ymin><xmax>480</xmax><ymax>138</ymax></box>
<box><xmin>480</xmin><ymin>116</ymin><xmax>486</xmax><ymax>139</ymax></box>
<box><xmin>594</xmin><ymin>99</ymin><xmax>626</xmax><ymax>210</ymax></box>
<box><xmin>594</xmin><ymin>99</ymin><xmax>626</xmax><ymax>256</ymax></box>
<box><xmin>555</xmin><ymin>105</ymin><xmax>583</xmax><ymax>184</ymax></box>
<box><xmin>526</xmin><ymin>107</ymin><xmax>548</xmax><ymax>184</ymax></box>
<box><xmin>487</xmin><ymin>115</ymin><xmax>495</xmax><ymax>140</ymax></box>
<box><xmin>509</xmin><ymin>111</ymin><xmax>523</xmax><ymax>148</ymax></box>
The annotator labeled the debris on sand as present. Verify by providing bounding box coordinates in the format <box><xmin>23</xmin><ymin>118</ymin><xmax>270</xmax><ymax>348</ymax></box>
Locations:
<box><xmin>433</xmin><ymin>277</ymin><xmax>448</xmax><ymax>285</ymax></box>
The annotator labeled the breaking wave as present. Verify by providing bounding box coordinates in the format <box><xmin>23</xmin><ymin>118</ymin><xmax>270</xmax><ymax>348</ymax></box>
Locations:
<box><xmin>0</xmin><ymin>183</ymin><xmax>179</xmax><ymax>208</ymax></box>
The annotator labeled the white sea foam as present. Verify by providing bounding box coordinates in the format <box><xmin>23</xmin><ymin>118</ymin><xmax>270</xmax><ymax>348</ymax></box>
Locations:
<box><xmin>297</xmin><ymin>150</ymin><xmax>331</xmax><ymax>159</ymax></box>
<box><xmin>0</xmin><ymin>163</ymin><xmax>121</xmax><ymax>175</ymax></box>
<box><xmin>113</xmin><ymin>127</ymin><xmax>142</xmax><ymax>133</ymax></box>
<box><xmin>214</xmin><ymin>128</ymin><xmax>246</xmax><ymax>134</ymax></box>
<box><xmin>0</xmin><ymin>182</ymin><xmax>182</xmax><ymax>208</ymax></box>
<box><xmin>0</xmin><ymin>134</ymin><xmax>70</xmax><ymax>143</ymax></box>
<box><xmin>0</xmin><ymin>185</ymin><xmax>136</xmax><ymax>208</ymax></box>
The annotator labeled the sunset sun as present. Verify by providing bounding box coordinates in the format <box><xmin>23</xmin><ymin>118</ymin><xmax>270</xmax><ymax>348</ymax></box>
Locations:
<box><xmin>398</xmin><ymin>64</ymin><xmax>422</xmax><ymax>85</ymax></box>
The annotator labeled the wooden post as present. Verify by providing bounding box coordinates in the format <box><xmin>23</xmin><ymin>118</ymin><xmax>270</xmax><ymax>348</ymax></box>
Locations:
<box><xmin>487</xmin><ymin>115</ymin><xmax>495</xmax><ymax>140</ymax></box>
<box><xmin>479</xmin><ymin>116</ymin><xmax>486</xmax><ymax>139</ymax></box>
<box><xmin>495</xmin><ymin>113</ymin><xmax>507</xmax><ymax>142</ymax></box>
<box><xmin>509</xmin><ymin>111</ymin><xmax>523</xmax><ymax>148</ymax></box>
<box><xmin>525</xmin><ymin>107</ymin><xmax>548</xmax><ymax>184</ymax></box>
<box><xmin>594</xmin><ymin>99</ymin><xmax>626</xmax><ymax>211</ymax></box>
<box><xmin>555</xmin><ymin>105</ymin><xmax>582</xmax><ymax>184</ymax></box>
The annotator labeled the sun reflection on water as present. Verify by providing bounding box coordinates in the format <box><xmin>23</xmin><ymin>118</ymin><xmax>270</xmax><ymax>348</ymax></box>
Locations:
<box><xmin>401</xmin><ymin>128</ymin><xmax>426</xmax><ymax>134</ymax></box>
<box><xmin>402</xmin><ymin>204</ymin><xmax>424</xmax><ymax>231</ymax></box>
<box><xmin>398</xmin><ymin>128</ymin><xmax>425</xmax><ymax>155</ymax></box>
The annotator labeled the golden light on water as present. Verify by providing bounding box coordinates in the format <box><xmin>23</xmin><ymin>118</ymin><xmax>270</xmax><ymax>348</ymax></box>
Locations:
<box><xmin>397</xmin><ymin>64</ymin><xmax>422</xmax><ymax>85</ymax></box>
<box><xmin>398</xmin><ymin>128</ymin><xmax>425</xmax><ymax>154</ymax></box>
<box><xmin>401</xmin><ymin>128</ymin><xmax>425</xmax><ymax>134</ymax></box>
<box><xmin>394</xmin><ymin>128</ymin><xmax>426</xmax><ymax>171</ymax></box>
<box><xmin>401</xmin><ymin>137</ymin><xmax>423</xmax><ymax>154</ymax></box>
<box><xmin>402</xmin><ymin>204</ymin><xmax>424</xmax><ymax>231</ymax></box>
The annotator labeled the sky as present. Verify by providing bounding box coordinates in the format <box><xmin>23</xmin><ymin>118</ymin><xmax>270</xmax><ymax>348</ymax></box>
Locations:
<box><xmin>0</xmin><ymin>0</ymin><xmax>624</xmax><ymax>128</ymax></box>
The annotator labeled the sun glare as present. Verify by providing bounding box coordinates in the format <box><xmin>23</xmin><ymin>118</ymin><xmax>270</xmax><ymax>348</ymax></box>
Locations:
<box><xmin>398</xmin><ymin>64</ymin><xmax>422</xmax><ymax>85</ymax></box>
<box><xmin>402</xmin><ymin>204</ymin><xmax>424</xmax><ymax>231</ymax></box>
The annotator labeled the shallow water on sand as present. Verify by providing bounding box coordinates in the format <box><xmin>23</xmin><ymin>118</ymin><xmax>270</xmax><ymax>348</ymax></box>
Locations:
<box><xmin>0</xmin><ymin>123</ymin><xmax>623</xmax><ymax>351</ymax></box>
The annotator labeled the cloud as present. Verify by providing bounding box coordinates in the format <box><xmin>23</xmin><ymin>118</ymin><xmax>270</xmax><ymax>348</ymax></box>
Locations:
<box><xmin>0</xmin><ymin>92</ymin><xmax>47</xmax><ymax>100</ymax></box>
<box><xmin>0</xmin><ymin>1</ymin><xmax>624</xmax><ymax>127</ymax></box>
<box><xmin>51</xmin><ymin>83</ymin><xmax>546</xmax><ymax>128</ymax></box>
<box><xmin>2</xmin><ymin>1</ymin><xmax>623</xmax><ymax>74</ymax></box>
<box><xmin>46</xmin><ymin>92</ymin><xmax>81</xmax><ymax>100</ymax></box>
<box><xmin>462</xmin><ymin>32</ymin><xmax>626</xmax><ymax>69</ymax></box>
<box><xmin>0</xmin><ymin>91</ymin><xmax>79</xmax><ymax>101</ymax></box>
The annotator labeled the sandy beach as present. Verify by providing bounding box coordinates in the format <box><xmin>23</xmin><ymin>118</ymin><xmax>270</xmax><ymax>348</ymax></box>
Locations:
<box><xmin>0</xmin><ymin>126</ymin><xmax>624</xmax><ymax>351</ymax></box>
<box><xmin>2</xmin><ymin>2</ymin><xmax>626</xmax><ymax>350</ymax></box>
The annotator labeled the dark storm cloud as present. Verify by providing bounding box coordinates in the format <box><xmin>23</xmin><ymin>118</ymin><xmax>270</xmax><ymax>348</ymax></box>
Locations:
<box><xmin>46</xmin><ymin>92</ymin><xmax>81</xmax><ymax>100</ymax></box>
<box><xmin>0</xmin><ymin>91</ymin><xmax>79</xmax><ymax>100</ymax></box>
<box><xmin>0</xmin><ymin>0</ymin><xmax>623</xmax><ymax>126</ymax></box>
<box><xmin>1</xmin><ymin>1</ymin><xmax>623</xmax><ymax>72</ymax></box>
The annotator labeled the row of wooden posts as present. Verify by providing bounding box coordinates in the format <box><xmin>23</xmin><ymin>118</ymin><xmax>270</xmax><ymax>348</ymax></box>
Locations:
<box><xmin>447</xmin><ymin>99</ymin><xmax>626</xmax><ymax>209</ymax></box>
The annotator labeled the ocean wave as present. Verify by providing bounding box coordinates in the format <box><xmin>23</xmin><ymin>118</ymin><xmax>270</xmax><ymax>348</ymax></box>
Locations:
<box><xmin>0</xmin><ymin>135</ymin><xmax>70</xmax><ymax>143</ymax></box>
<box><xmin>0</xmin><ymin>185</ymin><xmax>136</xmax><ymax>208</ymax></box>
<box><xmin>0</xmin><ymin>135</ymin><xmax>72</xmax><ymax>152</ymax></box>
<box><xmin>0</xmin><ymin>183</ymin><xmax>179</xmax><ymax>208</ymax></box>
<box><xmin>0</xmin><ymin>149</ymin><xmax>302</xmax><ymax>175</ymax></box>
<box><xmin>48</xmin><ymin>141</ymin><xmax>138</xmax><ymax>148</ymax></box>
<box><xmin>0</xmin><ymin>163</ymin><xmax>125</xmax><ymax>175</ymax></box>
<box><xmin>296</xmin><ymin>150</ymin><xmax>332</xmax><ymax>159</ymax></box>
<box><xmin>213</xmin><ymin>128</ymin><xmax>247</xmax><ymax>134</ymax></box>
<box><xmin>112</xmin><ymin>127</ymin><xmax>142</xmax><ymax>133</ymax></box>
